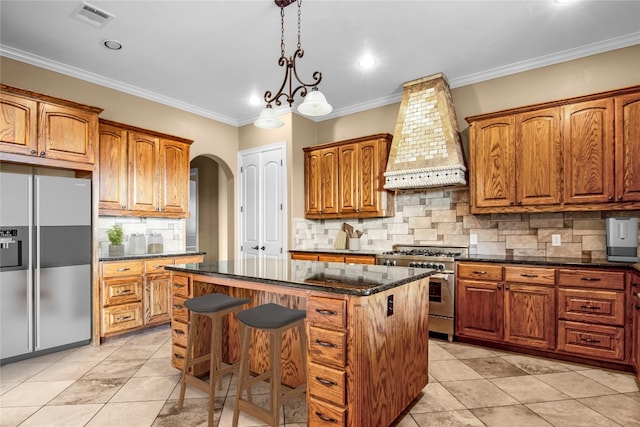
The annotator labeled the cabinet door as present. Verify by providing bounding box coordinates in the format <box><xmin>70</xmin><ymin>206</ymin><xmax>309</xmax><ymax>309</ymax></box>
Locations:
<box><xmin>0</xmin><ymin>92</ymin><xmax>38</xmax><ymax>156</ymax></box>
<box><xmin>159</xmin><ymin>139</ymin><xmax>189</xmax><ymax>214</ymax></box>
<box><xmin>320</xmin><ymin>147</ymin><xmax>339</xmax><ymax>215</ymax></box>
<box><xmin>563</xmin><ymin>99</ymin><xmax>615</xmax><ymax>204</ymax></box>
<box><xmin>615</xmin><ymin>92</ymin><xmax>640</xmax><ymax>202</ymax></box>
<box><xmin>38</xmin><ymin>103</ymin><xmax>97</xmax><ymax>163</ymax></box>
<box><xmin>515</xmin><ymin>108</ymin><xmax>561</xmax><ymax>206</ymax></box>
<box><xmin>98</xmin><ymin>124</ymin><xmax>128</xmax><ymax>211</ymax></box>
<box><xmin>129</xmin><ymin>132</ymin><xmax>160</xmax><ymax>213</ymax></box>
<box><xmin>470</xmin><ymin>116</ymin><xmax>515</xmax><ymax>208</ymax></box>
<box><xmin>338</xmin><ymin>144</ymin><xmax>358</xmax><ymax>214</ymax></box>
<box><xmin>456</xmin><ymin>279</ymin><xmax>503</xmax><ymax>341</ymax></box>
<box><xmin>358</xmin><ymin>140</ymin><xmax>381</xmax><ymax>214</ymax></box>
<box><xmin>305</xmin><ymin>150</ymin><xmax>322</xmax><ymax>215</ymax></box>
<box><xmin>504</xmin><ymin>284</ymin><xmax>556</xmax><ymax>350</ymax></box>
<box><xmin>145</xmin><ymin>273</ymin><xmax>171</xmax><ymax>325</ymax></box>
<box><xmin>631</xmin><ymin>272</ymin><xmax>640</xmax><ymax>379</ymax></box>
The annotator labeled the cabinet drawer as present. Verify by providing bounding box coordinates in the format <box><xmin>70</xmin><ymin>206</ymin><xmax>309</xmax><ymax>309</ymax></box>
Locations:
<box><xmin>504</xmin><ymin>266</ymin><xmax>555</xmax><ymax>285</ymax></box>
<box><xmin>171</xmin><ymin>343</ymin><xmax>187</xmax><ymax>371</ymax></box>
<box><xmin>318</xmin><ymin>254</ymin><xmax>345</xmax><ymax>263</ymax></box>
<box><xmin>102</xmin><ymin>260</ymin><xmax>144</xmax><ymax>278</ymax></box>
<box><xmin>173</xmin><ymin>255</ymin><xmax>203</xmax><ymax>265</ymax></box>
<box><xmin>102</xmin><ymin>303</ymin><xmax>143</xmax><ymax>335</ymax></box>
<box><xmin>308</xmin><ymin>297</ymin><xmax>346</xmax><ymax>329</ymax></box>
<box><xmin>558</xmin><ymin>269</ymin><xmax>625</xmax><ymax>290</ymax></box>
<box><xmin>308</xmin><ymin>396</ymin><xmax>346</xmax><ymax>427</ymax></box>
<box><xmin>558</xmin><ymin>288</ymin><xmax>625</xmax><ymax>326</ymax></box>
<box><xmin>309</xmin><ymin>326</ymin><xmax>347</xmax><ymax>368</ymax></box>
<box><xmin>457</xmin><ymin>263</ymin><xmax>503</xmax><ymax>281</ymax></box>
<box><xmin>172</xmin><ymin>274</ymin><xmax>190</xmax><ymax>297</ymax></box>
<box><xmin>145</xmin><ymin>258</ymin><xmax>174</xmax><ymax>274</ymax></box>
<box><xmin>291</xmin><ymin>253</ymin><xmax>319</xmax><ymax>261</ymax></box>
<box><xmin>309</xmin><ymin>362</ymin><xmax>346</xmax><ymax>406</ymax></box>
<box><xmin>102</xmin><ymin>277</ymin><xmax>142</xmax><ymax>306</ymax></box>
<box><xmin>558</xmin><ymin>320</ymin><xmax>624</xmax><ymax>361</ymax></box>
<box><xmin>171</xmin><ymin>320</ymin><xmax>189</xmax><ymax>348</ymax></box>
<box><xmin>172</xmin><ymin>296</ymin><xmax>189</xmax><ymax>323</ymax></box>
<box><xmin>344</xmin><ymin>255</ymin><xmax>375</xmax><ymax>265</ymax></box>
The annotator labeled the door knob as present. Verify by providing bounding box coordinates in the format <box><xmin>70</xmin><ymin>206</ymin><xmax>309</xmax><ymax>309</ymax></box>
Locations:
<box><xmin>251</xmin><ymin>246</ymin><xmax>259</xmax><ymax>250</ymax></box>
<box><xmin>260</xmin><ymin>246</ymin><xmax>265</xmax><ymax>250</ymax></box>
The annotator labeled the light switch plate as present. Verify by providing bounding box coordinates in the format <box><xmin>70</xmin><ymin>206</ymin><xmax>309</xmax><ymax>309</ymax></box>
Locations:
<box><xmin>552</xmin><ymin>234</ymin><xmax>561</xmax><ymax>246</ymax></box>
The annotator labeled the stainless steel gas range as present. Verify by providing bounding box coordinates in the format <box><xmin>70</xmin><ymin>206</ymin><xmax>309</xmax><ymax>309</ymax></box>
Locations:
<box><xmin>377</xmin><ymin>245</ymin><xmax>467</xmax><ymax>341</ymax></box>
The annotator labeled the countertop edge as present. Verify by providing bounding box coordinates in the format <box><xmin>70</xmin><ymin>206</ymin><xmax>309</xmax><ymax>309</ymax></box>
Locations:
<box><xmin>458</xmin><ymin>254</ymin><xmax>640</xmax><ymax>271</ymax></box>
<box><xmin>99</xmin><ymin>251</ymin><xmax>206</xmax><ymax>262</ymax></box>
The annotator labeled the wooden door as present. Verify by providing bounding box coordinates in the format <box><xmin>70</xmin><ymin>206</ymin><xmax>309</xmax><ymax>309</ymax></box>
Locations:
<box><xmin>98</xmin><ymin>123</ymin><xmax>128</xmax><ymax>211</ymax></box>
<box><xmin>456</xmin><ymin>279</ymin><xmax>503</xmax><ymax>341</ymax></box>
<box><xmin>304</xmin><ymin>150</ymin><xmax>321</xmax><ymax>215</ymax></box>
<box><xmin>563</xmin><ymin>98</ymin><xmax>615</xmax><ymax>204</ymax></box>
<box><xmin>0</xmin><ymin>92</ymin><xmax>38</xmax><ymax>156</ymax></box>
<box><xmin>504</xmin><ymin>284</ymin><xmax>556</xmax><ymax>350</ymax></box>
<box><xmin>144</xmin><ymin>273</ymin><xmax>171</xmax><ymax>325</ymax></box>
<box><xmin>338</xmin><ymin>143</ymin><xmax>358</xmax><ymax>214</ymax></box>
<box><xmin>38</xmin><ymin>102</ymin><xmax>97</xmax><ymax>164</ymax></box>
<box><xmin>615</xmin><ymin>92</ymin><xmax>640</xmax><ymax>202</ymax></box>
<box><xmin>515</xmin><ymin>108</ymin><xmax>562</xmax><ymax>206</ymax></box>
<box><xmin>357</xmin><ymin>140</ymin><xmax>380</xmax><ymax>214</ymax></box>
<box><xmin>470</xmin><ymin>116</ymin><xmax>515</xmax><ymax>208</ymax></box>
<box><xmin>159</xmin><ymin>139</ymin><xmax>189</xmax><ymax>214</ymax></box>
<box><xmin>320</xmin><ymin>147</ymin><xmax>339</xmax><ymax>215</ymax></box>
<box><xmin>128</xmin><ymin>132</ymin><xmax>160</xmax><ymax>213</ymax></box>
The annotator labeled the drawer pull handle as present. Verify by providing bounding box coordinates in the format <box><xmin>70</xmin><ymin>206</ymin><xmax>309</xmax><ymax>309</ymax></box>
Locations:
<box><xmin>315</xmin><ymin>339</ymin><xmax>338</xmax><ymax>348</ymax></box>
<box><xmin>632</xmin><ymin>283</ymin><xmax>639</xmax><ymax>288</ymax></box>
<box><xmin>116</xmin><ymin>268</ymin><xmax>131</xmax><ymax>272</ymax></box>
<box><xmin>173</xmin><ymin>329</ymin><xmax>185</xmax><ymax>335</ymax></box>
<box><xmin>116</xmin><ymin>315</ymin><xmax>132</xmax><ymax>321</ymax></box>
<box><xmin>174</xmin><ymin>353</ymin><xmax>184</xmax><ymax>360</ymax></box>
<box><xmin>580</xmin><ymin>304</ymin><xmax>600</xmax><ymax>310</ymax></box>
<box><xmin>472</xmin><ymin>271</ymin><xmax>486</xmax><ymax>275</ymax></box>
<box><xmin>315</xmin><ymin>412</ymin><xmax>338</xmax><ymax>423</ymax></box>
<box><xmin>153</xmin><ymin>265</ymin><xmax>164</xmax><ymax>269</ymax></box>
<box><xmin>315</xmin><ymin>308</ymin><xmax>338</xmax><ymax>316</ymax></box>
<box><xmin>174</xmin><ymin>284</ymin><xmax>185</xmax><ymax>288</ymax></box>
<box><xmin>580</xmin><ymin>277</ymin><xmax>601</xmax><ymax>282</ymax></box>
<box><xmin>635</xmin><ymin>304</ymin><xmax>640</xmax><ymax>311</ymax></box>
<box><xmin>520</xmin><ymin>273</ymin><xmax>538</xmax><ymax>278</ymax></box>
<box><xmin>580</xmin><ymin>337</ymin><xmax>600</xmax><ymax>344</ymax></box>
<box><xmin>173</xmin><ymin>304</ymin><xmax>183</xmax><ymax>309</ymax></box>
<box><xmin>116</xmin><ymin>289</ymin><xmax>132</xmax><ymax>294</ymax></box>
<box><xmin>315</xmin><ymin>376</ymin><xmax>338</xmax><ymax>386</ymax></box>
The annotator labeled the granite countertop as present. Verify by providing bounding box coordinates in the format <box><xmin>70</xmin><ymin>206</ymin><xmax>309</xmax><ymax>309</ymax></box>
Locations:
<box><xmin>99</xmin><ymin>251</ymin><xmax>206</xmax><ymax>262</ymax></box>
<box><xmin>165</xmin><ymin>259</ymin><xmax>434</xmax><ymax>296</ymax></box>
<box><xmin>289</xmin><ymin>248</ymin><xmax>382</xmax><ymax>256</ymax></box>
<box><xmin>458</xmin><ymin>254</ymin><xmax>640</xmax><ymax>271</ymax></box>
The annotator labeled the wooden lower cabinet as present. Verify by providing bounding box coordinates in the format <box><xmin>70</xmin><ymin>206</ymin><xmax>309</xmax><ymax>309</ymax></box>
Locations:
<box><xmin>290</xmin><ymin>251</ymin><xmax>376</xmax><ymax>265</ymax></box>
<box><xmin>144</xmin><ymin>273</ymin><xmax>171</xmax><ymax>325</ymax></box>
<box><xmin>504</xmin><ymin>283</ymin><xmax>555</xmax><ymax>350</ymax></box>
<box><xmin>456</xmin><ymin>279</ymin><xmax>503</xmax><ymax>341</ymax></box>
<box><xmin>632</xmin><ymin>271</ymin><xmax>640</xmax><ymax>379</ymax></box>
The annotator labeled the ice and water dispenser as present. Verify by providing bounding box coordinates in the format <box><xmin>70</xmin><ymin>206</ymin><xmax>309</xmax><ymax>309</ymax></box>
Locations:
<box><xmin>606</xmin><ymin>217</ymin><xmax>639</xmax><ymax>262</ymax></box>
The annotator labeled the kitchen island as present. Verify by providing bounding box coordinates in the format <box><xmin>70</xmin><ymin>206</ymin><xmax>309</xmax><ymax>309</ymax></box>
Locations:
<box><xmin>166</xmin><ymin>260</ymin><xmax>434</xmax><ymax>427</ymax></box>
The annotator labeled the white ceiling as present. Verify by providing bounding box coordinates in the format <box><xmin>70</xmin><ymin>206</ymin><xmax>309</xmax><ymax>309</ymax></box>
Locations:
<box><xmin>1</xmin><ymin>1</ymin><xmax>639</xmax><ymax>127</ymax></box>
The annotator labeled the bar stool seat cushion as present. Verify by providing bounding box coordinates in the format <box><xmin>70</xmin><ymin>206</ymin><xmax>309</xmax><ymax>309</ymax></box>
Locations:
<box><xmin>184</xmin><ymin>293</ymin><xmax>250</xmax><ymax>314</ymax></box>
<box><xmin>237</xmin><ymin>303</ymin><xmax>306</xmax><ymax>329</ymax></box>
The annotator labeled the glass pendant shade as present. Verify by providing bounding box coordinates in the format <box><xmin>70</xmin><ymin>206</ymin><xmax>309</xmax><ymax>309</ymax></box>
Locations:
<box><xmin>297</xmin><ymin>87</ymin><xmax>333</xmax><ymax>116</ymax></box>
<box><xmin>254</xmin><ymin>105</ymin><xmax>285</xmax><ymax>129</ymax></box>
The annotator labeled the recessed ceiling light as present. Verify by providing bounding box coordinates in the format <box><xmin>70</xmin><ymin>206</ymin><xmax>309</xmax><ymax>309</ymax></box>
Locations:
<box><xmin>358</xmin><ymin>55</ymin><xmax>376</xmax><ymax>70</ymax></box>
<box><xmin>103</xmin><ymin>40</ymin><xmax>122</xmax><ymax>50</ymax></box>
<box><xmin>249</xmin><ymin>95</ymin><xmax>263</xmax><ymax>106</ymax></box>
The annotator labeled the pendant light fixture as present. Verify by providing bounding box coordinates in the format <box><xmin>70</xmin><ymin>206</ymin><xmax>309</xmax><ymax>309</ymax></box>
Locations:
<box><xmin>254</xmin><ymin>0</ymin><xmax>332</xmax><ymax>129</ymax></box>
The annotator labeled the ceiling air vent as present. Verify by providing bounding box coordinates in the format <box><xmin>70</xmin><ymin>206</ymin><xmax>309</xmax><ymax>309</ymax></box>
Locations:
<box><xmin>72</xmin><ymin>2</ymin><xmax>114</xmax><ymax>27</ymax></box>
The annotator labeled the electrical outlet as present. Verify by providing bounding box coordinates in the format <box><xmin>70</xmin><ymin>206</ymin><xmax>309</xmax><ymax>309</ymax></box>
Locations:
<box><xmin>387</xmin><ymin>295</ymin><xmax>394</xmax><ymax>316</ymax></box>
<box><xmin>552</xmin><ymin>234</ymin><xmax>561</xmax><ymax>246</ymax></box>
<box><xmin>470</xmin><ymin>234</ymin><xmax>478</xmax><ymax>245</ymax></box>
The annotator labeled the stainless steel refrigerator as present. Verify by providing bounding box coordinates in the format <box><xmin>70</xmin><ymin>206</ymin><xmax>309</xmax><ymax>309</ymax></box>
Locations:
<box><xmin>0</xmin><ymin>169</ymin><xmax>92</xmax><ymax>363</ymax></box>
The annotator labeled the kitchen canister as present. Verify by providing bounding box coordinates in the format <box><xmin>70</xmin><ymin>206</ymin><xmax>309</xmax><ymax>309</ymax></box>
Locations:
<box><xmin>129</xmin><ymin>233</ymin><xmax>146</xmax><ymax>255</ymax></box>
<box><xmin>147</xmin><ymin>233</ymin><xmax>164</xmax><ymax>254</ymax></box>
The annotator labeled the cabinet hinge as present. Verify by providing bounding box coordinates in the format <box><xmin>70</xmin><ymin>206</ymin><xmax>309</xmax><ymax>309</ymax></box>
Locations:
<box><xmin>281</xmin><ymin>160</ymin><xmax>283</xmax><ymax>166</ymax></box>
<box><xmin>240</xmin><ymin>206</ymin><xmax>243</xmax><ymax>213</ymax></box>
<box><xmin>240</xmin><ymin>166</ymin><xmax>243</xmax><ymax>173</ymax></box>
<box><xmin>280</xmin><ymin>203</ymin><xmax>283</xmax><ymax>210</ymax></box>
<box><xmin>280</xmin><ymin>247</ymin><xmax>283</xmax><ymax>254</ymax></box>
<box><xmin>240</xmin><ymin>245</ymin><xmax>243</xmax><ymax>251</ymax></box>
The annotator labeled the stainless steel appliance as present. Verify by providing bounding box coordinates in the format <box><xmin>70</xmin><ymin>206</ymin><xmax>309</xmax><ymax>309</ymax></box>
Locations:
<box><xmin>377</xmin><ymin>245</ymin><xmax>467</xmax><ymax>341</ymax></box>
<box><xmin>0</xmin><ymin>169</ymin><xmax>92</xmax><ymax>363</ymax></box>
<box><xmin>606</xmin><ymin>217</ymin><xmax>639</xmax><ymax>262</ymax></box>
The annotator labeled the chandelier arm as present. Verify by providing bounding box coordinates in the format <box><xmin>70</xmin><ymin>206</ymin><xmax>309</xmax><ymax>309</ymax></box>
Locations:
<box><xmin>263</xmin><ymin>55</ymin><xmax>295</xmax><ymax>107</ymax></box>
<box><xmin>290</xmin><ymin>48</ymin><xmax>322</xmax><ymax>89</ymax></box>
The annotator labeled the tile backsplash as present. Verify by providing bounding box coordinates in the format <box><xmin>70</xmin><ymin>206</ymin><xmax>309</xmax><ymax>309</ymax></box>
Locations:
<box><xmin>98</xmin><ymin>216</ymin><xmax>185</xmax><ymax>256</ymax></box>
<box><xmin>293</xmin><ymin>188</ymin><xmax>640</xmax><ymax>261</ymax></box>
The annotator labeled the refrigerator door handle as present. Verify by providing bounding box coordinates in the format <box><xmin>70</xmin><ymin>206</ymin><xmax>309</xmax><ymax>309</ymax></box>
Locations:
<box><xmin>34</xmin><ymin>176</ymin><xmax>41</xmax><ymax>350</ymax></box>
<box><xmin>28</xmin><ymin>175</ymin><xmax>34</xmax><ymax>352</ymax></box>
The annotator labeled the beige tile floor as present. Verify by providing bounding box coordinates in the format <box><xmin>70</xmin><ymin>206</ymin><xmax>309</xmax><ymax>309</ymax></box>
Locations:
<box><xmin>1</xmin><ymin>325</ymin><xmax>639</xmax><ymax>427</ymax></box>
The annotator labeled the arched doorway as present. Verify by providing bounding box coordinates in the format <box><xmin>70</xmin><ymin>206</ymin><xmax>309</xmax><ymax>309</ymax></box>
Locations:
<box><xmin>189</xmin><ymin>155</ymin><xmax>234</xmax><ymax>262</ymax></box>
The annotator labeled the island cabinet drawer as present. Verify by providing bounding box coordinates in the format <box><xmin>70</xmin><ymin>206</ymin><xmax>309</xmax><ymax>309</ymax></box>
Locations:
<box><xmin>144</xmin><ymin>258</ymin><xmax>174</xmax><ymax>274</ymax></box>
<box><xmin>172</xmin><ymin>296</ymin><xmax>189</xmax><ymax>323</ymax></box>
<box><xmin>173</xmin><ymin>255</ymin><xmax>203</xmax><ymax>265</ymax></box>
<box><xmin>308</xmin><ymin>397</ymin><xmax>346</xmax><ymax>427</ymax></box>
<box><xmin>558</xmin><ymin>320</ymin><xmax>624</xmax><ymax>361</ymax></box>
<box><xmin>172</xmin><ymin>274</ymin><xmax>190</xmax><ymax>297</ymax></box>
<box><xmin>102</xmin><ymin>303</ymin><xmax>143</xmax><ymax>335</ymax></box>
<box><xmin>309</xmin><ymin>362</ymin><xmax>346</xmax><ymax>406</ymax></box>
<box><xmin>558</xmin><ymin>288</ymin><xmax>625</xmax><ymax>326</ymax></box>
<box><xmin>318</xmin><ymin>254</ymin><xmax>345</xmax><ymax>263</ymax></box>
<box><xmin>102</xmin><ymin>277</ymin><xmax>143</xmax><ymax>306</ymax></box>
<box><xmin>558</xmin><ymin>269</ymin><xmax>625</xmax><ymax>290</ymax></box>
<box><xmin>171</xmin><ymin>320</ymin><xmax>188</xmax><ymax>348</ymax></box>
<box><xmin>344</xmin><ymin>255</ymin><xmax>376</xmax><ymax>265</ymax></box>
<box><xmin>457</xmin><ymin>263</ymin><xmax>502</xmax><ymax>281</ymax></box>
<box><xmin>102</xmin><ymin>260</ymin><xmax>144</xmax><ymax>278</ymax></box>
<box><xmin>309</xmin><ymin>326</ymin><xmax>347</xmax><ymax>368</ymax></box>
<box><xmin>171</xmin><ymin>344</ymin><xmax>187</xmax><ymax>371</ymax></box>
<box><xmin>504</xmin><ymin>266</ymin><xmax>556</xmax><ymax>285</ymax></box>
<box><xmin>291</xmin><ymin>253</ymin><xmax>319</xmax><ymax>261</ymax></box>
<box><xmin>308</xmin><ymin>296</ymin><xmax>346</xmax><ymax>329</ymax></box>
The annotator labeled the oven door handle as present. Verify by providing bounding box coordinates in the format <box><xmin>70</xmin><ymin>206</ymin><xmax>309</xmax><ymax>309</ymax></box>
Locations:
<box><xmin>430</xmin><ymin>273</ymin><xmax>449</xmax><ymax>281</ymax></box>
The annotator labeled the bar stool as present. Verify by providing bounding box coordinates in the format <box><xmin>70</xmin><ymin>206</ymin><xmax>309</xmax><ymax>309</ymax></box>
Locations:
<box><xmin>232</xmin><ymin>303</ymin><xmax>307</xmax><ymax>427</ymax></box>
<box><xmin>177</xmin><ymin>293</ymin><xmax>250</xmax><ymax>427</ymax></box>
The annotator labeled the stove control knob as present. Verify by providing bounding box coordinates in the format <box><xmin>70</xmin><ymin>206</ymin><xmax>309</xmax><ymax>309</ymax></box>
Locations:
<box><xmin>424</xmin><ymin>263</ymin><xmax>432</xmax><ymax>269</ymax></box>
<box><xmin>420</xmin><ymin>262</ymin><xmax>428</xmax><ymax>268</ymax></box>
<box><xmin>391</xmin><ymin>260</ymin><xmax>397</xmax><ymax>266</ymax></box>
<box><xmin>438</xmin><ymin>264</ymin><xmax>446</xmax><ymax>271</ymax></box>
<box><xmin>409</xmin><ymin>262</ymin><xmax>417</xmax><ymax>267</ymax></box>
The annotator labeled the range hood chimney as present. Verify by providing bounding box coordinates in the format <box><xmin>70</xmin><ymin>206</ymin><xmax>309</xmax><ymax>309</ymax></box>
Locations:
<box><xmin>384</xmin><ymin>73</ymin><xmax>467</xmax><ymax>190</ymax></box>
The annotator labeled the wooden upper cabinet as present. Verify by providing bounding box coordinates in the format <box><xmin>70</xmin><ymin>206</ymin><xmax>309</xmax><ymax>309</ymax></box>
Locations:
<box><xmin>615</xmin><ymin>92</ymin><xmax>640</xmax><ymax>202</ymax></box>
<box><xmin>0</xmin><ymin>84</ymin><xmax>101</xmax><ymax>168</ymax></box>
<box><xmin>304</xmin><ymin>134</ymin><xmax>393</xmax><ymax>219</ymax></box>
<box><xmin>98</xmin><ymin>119</ymin><xmax>192</xmax><ymax>218</ymax></box>
<box><xmin>563</xmin><ymin>98</ymin><xmax>615</xmax><ymax>204</ymax></box>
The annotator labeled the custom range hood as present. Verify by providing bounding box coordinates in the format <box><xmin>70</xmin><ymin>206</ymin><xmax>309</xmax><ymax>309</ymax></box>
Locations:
<box><xmin>384</xmin><ymin>73</ymin><xmax>467</xmax><ymax>190</ymax></box>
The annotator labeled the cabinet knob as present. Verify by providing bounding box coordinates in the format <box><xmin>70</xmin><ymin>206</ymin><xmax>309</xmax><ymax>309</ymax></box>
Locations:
<box><xmin>497</xmin><ymin>284</ymin><xmax>502</xmax><ymax>290</ymax></box>
<box><xmin>608</xmin><ymin>196</ymin><xmax>613</xmax><ymax>201</ymax></box>
<box><xmin>632</xmin><ymin>283</ymin><xmax>639</xmax><ymax>288</ymax></box>
<box><xmin>618</xmin><ymin>196</ymin><xmax>623</xmax><ymax>200</ymax></box>
<box><xmin>39</xmin><ymin>151</ymin><xmax>45</xmax><ymax>156</ymax></box>
<box><xmin>509</xmin><ymin>201</ymin><xmax>514</xmax><ymax>205</ymax></box>
<box><xmin>31</xmin><ymin>149</ymin><xmax>37</xmax><ymax>154</ymax></box>
<box><xmin>505</xmin><ymin>285</ymin><xmax>510</xmax><ymax>290</ymax></box>
<box><xmin>517</xmin><ymin>201</ymin><xmax>522</xmax><ymax>205</ymax></box>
